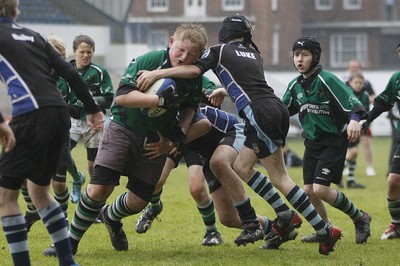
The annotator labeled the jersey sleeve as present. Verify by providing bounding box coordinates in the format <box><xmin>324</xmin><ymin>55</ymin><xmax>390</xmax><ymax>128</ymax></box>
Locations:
<box><xmin>201</xmin><ymin>76</ymin><xmax>216</xmax><ymax>96</ymax></box>
<box><xmin>282</xmin><ymin>79</ymin><xmax>299</xmax><ymax>116</ymax></box>
<box><xmin>367</xmin><ymin>72</ymin><xmax>400</xmax><ymax>122</ymax></box>
<box><xmin>194</xmin><ymin>45</ymin><xmax>220</xmax><ymax>74</ymax></box>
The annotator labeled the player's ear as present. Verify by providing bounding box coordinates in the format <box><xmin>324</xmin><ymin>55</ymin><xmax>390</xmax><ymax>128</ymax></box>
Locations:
<box><xmin>168</xmin><ymin>36</ymin><xmax>174</xmax><ymax>48</ymax></box>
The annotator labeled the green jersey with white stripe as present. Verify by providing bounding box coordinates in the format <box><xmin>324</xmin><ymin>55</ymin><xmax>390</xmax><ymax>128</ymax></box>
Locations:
<box><xmin>282</xmin><ymin>67</ymin><xmax>367</xmax><ymax>140</ymax></box>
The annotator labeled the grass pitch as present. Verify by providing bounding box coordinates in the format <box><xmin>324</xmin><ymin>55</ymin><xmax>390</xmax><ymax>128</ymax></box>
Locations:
<box><xmin>0</xmin><ymin>136</ymin><xmax>398</xmax><ymax>265</ymax></box>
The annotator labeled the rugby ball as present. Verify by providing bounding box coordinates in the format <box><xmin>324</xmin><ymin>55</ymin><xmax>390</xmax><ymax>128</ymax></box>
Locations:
<box><xmin>141</xmin><ymin>78</ymin><xmax>177</xmax><ymax>118</ymax></box>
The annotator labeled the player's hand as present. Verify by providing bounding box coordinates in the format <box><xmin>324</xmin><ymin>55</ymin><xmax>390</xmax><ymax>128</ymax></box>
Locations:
<box><xmin>347</xmin><ymin>120</ymin><xmax>361</xmax><ymax>143</ymax></box>
<box><xmin>208</xmin><ymin>88</ymin><xmax>227</xmax><ymax>107</ymax></box>
<box><xmin>137</xmin><ymin>70</ymin><xmax>161</xmax><ymax>92</ymax></box>
<box><xmin>86</xmin><ymin>111</ymin><xmax>105</xmax><ymax>132</ymax></box>
<box><xmin>144</xmin><ymin>131</ymin><xmax>172</xmax><ymax>159</ymax></box>
<box><xmin>0</xmin><ymin>121</ymin><xmax>16</xmax><ymax>153</ymax></box>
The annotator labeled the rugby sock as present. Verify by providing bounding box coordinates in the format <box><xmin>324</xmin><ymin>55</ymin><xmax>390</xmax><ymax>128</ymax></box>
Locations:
<box><xmin>346</xmin><ymin>160</ymin><xmax>356</xmax><ymax>182</ymax></box>
<box><xmin>332</xmin><ymin>190</ymin><xmax>363</xmax><ymax>221</ymax></box>
<box><xmin>106</xmin><ymin>192</ymin><xmax>137</xmax><ymax>222</ymax></box>
<box><xmin>69</xmin><ymin>189</ymin><xmax>105</xmax><ymax>243</ymax></box>
<box><xmin>38</xmin><ymin>202</ymin><xmax>75</xmax><ymax>266</ymax></box>
<box><xmin>2</xmin><ymin>214</ymin><xmax>30</xmax><ymax>266</ymax></box>
<box><xmin>197</xmin><ymin>197</ymin><xmax>218</xmax><ymax>233</ymax></box>
<box><xmin>247</xmin><ymin>171</ymin><xmax>290</xmax><ymax>213</ymax></box>
<box><xmin>54</xmin><ymin>187</ymin><xmax>70</xmax><ymax>218</ymax></box>
<box><xmin>20</xmin><ymin>187</ymin><xmax>37</xmax><ymax>215</ymax></box>
<box><xmin>234</xmin><ymin>197</ymin><xmax>259</xmax><ymax>226</ymax></box>
<box><xmin>148</xmin><ymin>189</ymin><xmax>163</xmax><ymax>213</ymax></box>
<box><xmin>388</xmin><ymin>198</ymin><xmax>400</xmax><ymax>223</ymax></box>
<box><xmin>67</xmin><ymin>162</ymin><xmax>83</xmax><ymax>183</ymax></box>
<box><xmin>286</xmin><ymin>185</ymin><xmax>326</xmax><ymax>234</ymax></box>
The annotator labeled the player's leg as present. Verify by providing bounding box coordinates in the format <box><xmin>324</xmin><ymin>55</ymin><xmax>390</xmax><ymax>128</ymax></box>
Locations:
<box><xmin>46</xmin><ymin>121</ymin><xmax>128</xmax><ymax>256</ymax></box>
<box><xmin>207</xmin><ymin>166</ymin><xmax>275</xmax><ymax>238</ymax></box>
<box><xmin>3</xmin><ymin>107</ymin><xmax>75</xmax><ymax>265</ymax></box>
<box><xmin>301</xmin><ymin>175</ymin><xmax>330</xmax><ymax>243</ymax></box>
<box><xmin>68</xmin><ymin>126</ymin><xmax>87</xmax><ymax>204</ymax></box>
<box><xmin>346</xmin><ymin>142</ymin><xmax>365</xmax><ymax>188</ymax></box>
<box><xmin>312</xmin><ymin>141</ymin><xmax>370</xmax><ymax>244</ymax></box>
<box><xmin>257</xmin><ymin>148</ymin><xmax>342</xmax><ymax>252</ymax></box>
<box><xmin>382</xmin><ymin>144</ymin><xmax>400</xmax><ymax>240</ymax></box>
<box><xmin>63</xmin><ymin>170</ymin><xmax>116</xmax><ymax>255</ymax></box>
<box><xmin>361</xmin><ymin>133</ymin><xmax>376</xmax><ymax>176</ymax></box>
<box><xmin>85</xmin><ymin>147</ymin><xmax>97</xmax><ymax>178</ymax></box>
<box><xmin>52</xmin><ymin>180</ymin><xmax>69</xmax><ymax>220</ymax></box>
<box><xmin>52</xmin><ymin>139</ymin><xmax>73</xmax><ymax>219</ymax></box>
<box><xmin>69</xmin><ymin>122</ymin><xmax>127</xmax><ymax>253</ymax></box>
<box><xmin>65</xmin><ymin>137</ymin><xmax>85</xmax><ymax>204</ymax></box>
<box><xmin>0</xmin><ymin>184</ymin><xmax>31</xmax><ymax>265</ymax></box>
<box><xmin>233</xmin><ymin>146</ymin><xmax>302</xmax><ymax>248</ymax></box>
<box><xmin>34</xmin><ymin>108</ymin><xmax>77</xmax><ymax>265</ymax></box>
<box><xmin>29</xmin><ymin>137</ymin><xmax>75</xmax><ymax>265</ymax></box>
<box><xmin>210</xmin><ymin>144</ymin><xmax>264</xmax><ymax>246</ymax></box>
<box><xmin>135</xmin><ymin>156</ymin><xmax>177</xmax><ymax>233</ymax></box>
<box><xmin>104</xmin><ymin>146</ymin><xmax>166</xmax><ymax>250</ymax></box>
<box><xmin>80</xmin><ymin>128</ymin><xmax>102</xmax><ymax>199</ymax></box>
<box><xmin>20</xmin><ymin>180</ymin><xmax>40</xmax><ymax>232</ymax></box>
<box><xmin>187</xmin><ymin>163</ymin><xmax>222</xmax><ymax>246</ymax></box>
<box><xmin>22</xmin><ymin>139</ymin><xmax>76</xmax><ymax>231</ymax></box>
<box><xmin>29</xmin><ymin>180</ymin><xmax>76</xmax><ymax>263</ymax></box>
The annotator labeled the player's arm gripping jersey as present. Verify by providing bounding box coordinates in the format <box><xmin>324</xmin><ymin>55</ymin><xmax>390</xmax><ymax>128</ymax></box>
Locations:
<box><xmin>111</xmin><ymin>49</ymin><xmax>202</xmax><ymax>140</ymax></box>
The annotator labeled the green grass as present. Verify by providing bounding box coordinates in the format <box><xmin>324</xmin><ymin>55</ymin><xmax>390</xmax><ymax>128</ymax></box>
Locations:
<box><xmin>0</xmin><ymin>137</ymin><xmax>398</xmax><ymax>265</ymax></box>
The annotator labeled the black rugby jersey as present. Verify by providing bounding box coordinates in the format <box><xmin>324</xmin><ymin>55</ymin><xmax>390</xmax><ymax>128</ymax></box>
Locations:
<box><xmin>0</xmin><ymin>18</ymin><xmax>99</xmax><ymax>119</ymax></box>
<box><xmin>195</xmin><ymin>42</ymin><xmax>278</xmax><ymax>113</ymax></box>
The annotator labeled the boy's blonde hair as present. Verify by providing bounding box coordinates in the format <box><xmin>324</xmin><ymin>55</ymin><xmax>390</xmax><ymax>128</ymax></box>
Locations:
<box><xmin>48</xmin><ymin>34</ymin><xmax>66</xmax><ymax>60</ymax></box>
<box><xmin>174</xmin><ymin>23</ymin><xmax>208</xmax><ymax>53</ymax></box>
<box><xmin>0</xmin><ymin>0</ymin><xmax>19</xmax><ymax>19</ymax></box>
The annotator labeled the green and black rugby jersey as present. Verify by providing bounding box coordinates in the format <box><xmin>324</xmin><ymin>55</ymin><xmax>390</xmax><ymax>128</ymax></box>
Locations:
<box><xmin>352</xmin><ymin>90</ymin><xmax>370</xmax><ymax>111</ymax></box>
<box><xmin>69</xmin><ymin>60</ymin><xmax>114</xmax><ymax>119</ymax></box>
<box><xmin>368</xmin><ymin>71</ymin><xmax>400</xmax><ymax>133</ymax></box>
<box><xmin>111</xmin><ymin>49</ymin><xmax>203</xmax><ymax>140</ymax></box>
<box><xmin>56</xmin><ymin>77</ymin><xmax>70</xmax><ymax>103</ymax></box>
<box><xmin>282</xmin><ymin>67</ymin><xmax>367</xmax><ymax>140</ymax></box>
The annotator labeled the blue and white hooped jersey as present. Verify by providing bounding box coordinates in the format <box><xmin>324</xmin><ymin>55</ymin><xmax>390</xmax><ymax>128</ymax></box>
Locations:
<box><xmin>199</xmin><ymin>105</ymin><xmax>239</xmax><ymax>133</ymax></box>
<box><xmin>0</xmin><ymin>54</ymin><xmax>39</xmax><ymax>117</ymax></box>
<box><xmin>0</xmin><ymin>19</ymin><xmax>74</xmax><ymax>119</ymax></box>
